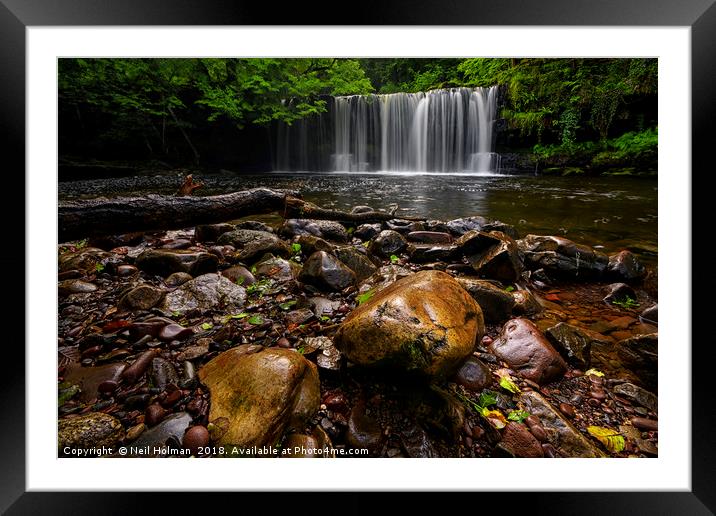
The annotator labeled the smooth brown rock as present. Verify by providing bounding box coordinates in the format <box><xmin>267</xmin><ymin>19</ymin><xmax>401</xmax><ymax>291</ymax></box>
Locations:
<box><xmin>183</xmin><ymin>425</ymin><xmax>210</xmax><ymax>455</ymax></box>
<box><xmin>136</xmin><ymin>248</ymin><xmax>218</xmax><ymax>277</ymax></box>
<box><xmin>221</xmin><ymin>265</ymin><xmax>256</xmax><ymax>286</ymax></box>
<box><xmin>119</xmin><ymin>285</ymin><xmax>165</xmax><ymax>311</ymax></box>
<box><xmin>459</xmin><ymin>231</ymin><xmax>523</xmax><ymax>283</ymax></box>
<box><xmin>299</xmin><ymin>251</ymin><xmax>356</xmax><ymax>291</ymax></box>
<box><xmin>165</xmin><ymin>272</ymin><xmax>193</xmax><ymax>287</ymax></box>
<box><xmin>500</xmin><ymin>422</ymin><xmax>544</xmax><ymax>457</ymax></box>
<box><xmin>453</xmin><ymin>356</ymin><xmax>493</xmax><ymax>391</ymax></box>
<box><xmin>198</xmin><ymin>347</ymin><xmax>320</xmax><ymax>448</ymax></box>
<box><xmin>121</xmin><ymin>349</ymin><xmax>159</xmax><ymax>384</ymax></box>
<box><xmin>457</xmin><ymin>277</ymin><xmax>516</xmax><ymax>323</ymax></box>
<box><xmin>334</xmin><ymin>270</ymin><xmax>484</xmax><ymax>378</ymax></box>
<box><xmin>490</xmin><ymin>318</ymin><xmax>567</xmax><ymax>385</ymax></box>
<box><xmin>607</xmin><ymin>250</ymin><xmax>647</xmax><ymax>283</ymax></box>
<box><xmin>407</xmin><ymin>231</ymin><xmax>453</xmax><ymax>244</ymax></box>
<box><xmin>217</xmin><ymin>229</ymin><xmax>290</xmax><ymax>262</ymax></box>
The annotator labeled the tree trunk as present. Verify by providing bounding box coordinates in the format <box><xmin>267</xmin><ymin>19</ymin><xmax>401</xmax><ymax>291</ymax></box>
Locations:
<box><xmin>58</xmin><ymin>188</ymin><xmax>293</xmax><ymax>242</ymax></box>
<box><xmin>58</xmin><ymin>189</ymin><xmax>424</xmax><ymax>242</ymax></box>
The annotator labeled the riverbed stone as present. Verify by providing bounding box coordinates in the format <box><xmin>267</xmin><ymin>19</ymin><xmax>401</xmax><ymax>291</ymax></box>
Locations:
<box><xmin>334</xmin><ymin>246</ymin><xmax>377</xmax><ymax>281</ymax></box>
<box><xmin>360</xmin><ymin>264</ymin><xmax>414</xmax><ymax>294</ymax></box>
<box><xmin>118</xmin><ymin>285</ymin><xmax>165</xmax><ymax>311</ymax></box>
<box><xmin>221</xmin><ymin>264</ymin><xmax>256</xmax><ymax>285</ymax></box>
<box><xmin>407</xmin><ymin>231</ymin><xmax>453</xmax><ymax>244</ymax></box>
<box><xmin>457</xmin><ymin>277</ymin><xmax>516</xmax><ymax>323</ymax></box>
<box><xmin>136</xmin><ymin>249</ymin><xmax>218</xmax><ymax>277</ymax></box>
<box><xmin>235</xmin><ymin>220</ymin><xmax>275</xmax><ymax>233</ymax></box>
<box><xmin>518</xmin><ymin>235</ymin><xmax>609</xmax><ymax>280</ymax></box>
<box><xmin>162</xmin><ymin>273</ymin><xmax>246</xmax><ymax>315</ymax></box>
<box><xmin>512</xmin><ymin>289</ymin><xmax>543</xmax><ymax>316</ymax></box>
<box><xmin>458</xmin><ymin>231</ymin><xmax>523</xmax><ymax>283</ymax></box>
<box><xmin>490</xmin><ymin>318</ymin><xmax>567</xmax><ymax>384</ymax></box>
<box><xmin>453</xmin><ymin>356</ymin><xmax>493</xmax><ymax>391</ymax></box>
<box><xmin>603</xmin><ymin>282</ymin><xmax>637</xmax><ymax>305</ymax></box>
<box><xmin>346</xmin><ymin>401</ymin><xmax>383</xmax><ymax>453</ymax></box>
<box><xmin>607</xmin><ymin>250</ymin><xmax>647</xmax><ymax>283</ymax></box>
<box><xmin>299</xmin><ymin>251</ymin><xmax>356</xmax><ymax>291</ymax></box>
<box><xmin>254</xmin><ymin>255</ymin><xmax>301</xmax><ymax>283</ymax></box>
<box><xmin>165</xmin><ymin>272</ymin><xmax>193</xmax><ymax>287</ymax></box>
<box><xmin>281</xmin><ymin>219</ymin><xmax>349</xmax><ymax>243</ymax></box>
<box><xmin>500</xmin><ymin>421</ymin><xmax>544</xmax><ymax>458</ymax></box>
<box><xmin>198</xmin><ymin>347</ymin><xmax>320</xmax><ymax>448</ymax></box>
<box><xmin>369</xmin><ymin>230</ymin><xmax>408</xmax><ymax>258</ymax></box>
<box><xmin>334</xmin><ymin>270</ymin><xmax>484</xmax><ymax>378</ymax></box>
<box><xmin>129</xmin><ymin>412</ymin><xmax>193</xmax><ymax>456</ymax></box>
<box><xmin>64</xmin><ymin>362</ymin><xmax>127</xmax><ymax>402</ymax></box>
<box><xmin>194</xmin><ymin>223</ymin><xmax>235</xmax><ymax>243</ymax></box>
<box><xmin>217</xmin><ymin>229</ymin><xmax>290</xmax><ymax>262</ymax></box>
<box><xmin>409</xmin><ymin>244</ymin><xmax>458</xmax><ymax>263</ymax></box>
<box><xmin>354</xmin><ymin>223</ymin><xmax>382</xmax><ymax>241</ymax></box>
<box><xmin>58</xmin><ymin>279</ymin><xmax>98</xmax><ymax>296</ymax></box>
<box><xmin>58</xmin><ymin>412</ymin><xmax>125</xmax><ymax>452</ymax></box>
<box><xmin>545</xmin><ymin>322</ymin><xmax>609</xmax><ymax>369</ymax></box>
<box><xmin>640</xmin><ymin>304</ymin><xmax>658</xmax><ymax>325</ymax></box>
<box><xmin>446</xmin><ymin>216</ymin><xmax>518</xmax><ymax>239</ymax></box>
<box><xmin>518</xmin><ymin>391</ymin><xmax>606</xmax><ymax>457</ymax></box>
<box><xmin>296</xmin><ymin>234</ymin><xmax>335</xmax><ymax>255</ymax></box>
<box><xmin>59</xmin><ymin>247</ymin><xmax>112</xmax><ymax>273</ymax></box>
<box><xmin>617</xmin><ymin>333</ymin><xmax>658</xmax><ymax>390</ymax></box>
<box><xmin>613</xmin><ymin>382</ymin><xmax>658</xmax><ymax>413</ymax></box>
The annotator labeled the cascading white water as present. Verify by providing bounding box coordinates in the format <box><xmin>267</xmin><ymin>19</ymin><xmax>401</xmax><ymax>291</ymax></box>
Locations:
<box><xmin>275</xmin><ymin>86</ymin><xmax>500</xmax><ymax>173</ymax></box>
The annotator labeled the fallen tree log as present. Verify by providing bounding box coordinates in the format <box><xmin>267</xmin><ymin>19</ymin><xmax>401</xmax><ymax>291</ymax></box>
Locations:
<box><xmin>59</xmin><ymin>188</ymin><xmax>425</xmax><ymax>242</ymax></box>
<box><xmin>59</xmin><ymin>188</ymin><xmax>293</xmax><ymax>242</ymax></box>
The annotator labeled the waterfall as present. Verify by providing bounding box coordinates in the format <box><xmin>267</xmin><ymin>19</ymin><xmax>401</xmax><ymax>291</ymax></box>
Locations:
<box><xmin>275</xmin><ymin>86</ymin><xmax>500</xmax><ymax>173</ymax></box>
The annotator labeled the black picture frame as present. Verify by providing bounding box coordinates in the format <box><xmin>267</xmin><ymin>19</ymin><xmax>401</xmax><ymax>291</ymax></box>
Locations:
<box><xmin>3</xmin><ymin>1</ymin><xmax>712</xmax><ymax>513</ymax></box>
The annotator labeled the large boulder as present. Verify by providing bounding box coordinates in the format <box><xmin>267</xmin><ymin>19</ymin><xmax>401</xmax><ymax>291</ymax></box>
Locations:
<box><xmin>518</xmin><ymin>235</ymin><xmax>608</xmax><ymax>280</ymax></box>
<box><xmin>518</xmin><ymin>391</ymin><xmax>605</xmax><ymax>457</ymax></box>
<box><xmin>198</xmin><ymin>347</ymin><xmax>320</xmax><ymax>448</ymax></box>
<box><xmin>162</xmin><ymin>273</ymin><xmax>246</xmax><ymax>315</ymax></box>
<box><xmin>457</xmin><ymin>231</ymin><xmax>523</xmax><ymax>283</ymax></box>
<box><xmin>457</xmin><ymin>278</ymin><xmax>516</xmax><ymax>323</ymax></box>
<box><xmin>545</xmin><ymin>322</ymin><xmax>609</xmax><ymax>369</ymax></box>
<box><xmin>58</xmin><ymin>412</ymin><xmax>124</xmax><ymax>453</ymax></box>
<box><xmin>217</xmin><ymin>230</ymin><xmax>290</xmax><ymax>263</ymax></box>
<box><xmin>136</xmin><ymin>249</ymin><xmax>218</xmax><ymax>277</ymax></box>
<box><xmin>280</xmin><ymin>219</ymin><xmax>349</xmax><ymax>243</ymax></box>
<box><xmin>490</xmin><ymin>318</ymin><xmax>567</xmax><ymax>384</ymax></box>
<box><xmin>607</xmin><ymin>250</ymin><xmax>647</xmax><ymax>283</ymax></box>
<box><xmin>334</xmin><ymin>270</ymin><xmax>484</xmax><ymax>378</ymax></box>
<box><xmin>299</xmin><ymin>251</ymin><xmax>356</xmax><ymax>291</ymax></box>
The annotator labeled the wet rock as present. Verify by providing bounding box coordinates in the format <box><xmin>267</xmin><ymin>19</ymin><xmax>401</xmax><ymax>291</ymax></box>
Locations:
<box><xmin>346</xmin><ymin>402</ymin><xmax>382</xmax><ymax>453</ymax></box>
<box><xmin>308</xmin><ymin>297</ymin><xmax>341</xmax><ymax>317</ymax></box>
<box><xmin>334</xmin><ymin>270</ymin><xmax>484</xmax><ymax>378</ymax></box>
<box><xmin>351</xmin><ymin>205</ymin><xmax>374</xmax><ymax>214</ymax></box>
<box><xmin>235</xmin><ymin>220</ymin><xmax>274</xmax><ymax>233</ymax></box>
<box><xmin>125</xmin><ymin>423</ymin><xmax>146</xmax><ymax>442</ymax></box>
<box><xmin>136</xmin><ymin>249</ymin><xmax>218</xmax><ymax>277</ymax></box>
<box><xmin>407</xmin><ymin>231</ymin><xmax>453</xmax><ymax>244</ymax></box>
<box><xmin>519</xmin><ymin>391</ymin><xmax>605</xmax><ymax>457</ymax></box>
<box><xmin>130</xmin><ymin>412</ymin><xmax>192</xmax><ymax>456</ymax></box>
<box><xmin>518</xmin><ymin>235</ymin><xmax>609</xmax><ymax>280</ymax></box>
<box><xmin>631</xmin><ymin>417</ymin><xmax>658</xmax><ymax>432</ymax></box>
<box><xmin>446</xmin><ymin>216</ymin><xmax>518</xmax><ymax>239</ymax></box>
<box><xmin>281</xmin><ymin>219</ymin><xmax>349</xmax><ymax>243</ymax></box>
<box><xmin>453</xmin><ymin>356</ymin><xmax>492</xmax><ymax>391</ymax></box>
<box><xmin>409</xmin><ymin>244</ymin><xmax>458</xmax><ymax>263</ymax></box>
<box><xmin>151</xmin><ymin>357</ymin><xmax>179</xmax><ymax>390</ymax></box>
<box><xmin>512</xmin><ymin>289</ymin><xmax>543</xmax><ymax>316</ymax></box>
<box><xmin>58</xmin><ymin>280</ymin><xmax>98</xmax><ymax>296</ymax></box>
<box><xmin>640</xmin><ymin>304</ymin><xmax>658</xmax><ymax>325</ymax></box>
<box><xmin>614</xmin><ymin>383</ymin><xmax>657</xmax><ymax>412</ymax></box>
<box><xmin>165</xmin><ymin>272</ymin><xmax>193</xmax><ymax>287</ymax></box>
<box><xmin>490</xmin><ymin>318</ymin><xmax>567</xmax><ymax>384</ymax></box>
<box><xmin>218</xmin><ymin>229</ymin><xmax>290</xmax><ymax>263</ymax></box>
<box><xmin>500</xmin><ymin>422</ymin><xmax>544</xmax><ymax>458</ymax></box>
<box><xmin>59</xmin><ymin>247</ymin><xmax>111</xmax><ymax>273</ymax></box>
<box><xmin>58</xmin><ymin>412</ymin><xmax>124</xmax><ymax>452</ymax></box>
<box><xmin>116</xmin><ymin>264</ymin><xmax>138</xmax><ymax>277</ymax></box>
<box><xmin>121</xmin><ymin>349</ymin><xmax>159</xmax><ymax>384</ymax></box>
<box><xmin>254</xmin><ymin>256</ymin><xmax>301</xmax><ymax>283</ymax></box>
<box><xmin>617</xmin><ymin>333</ymin><xmax>658</xmax><ymax>391</ymax></box>
<box><xmin>315</xmin><ymin>337</ymin><xmax>343</xmax><ymax>371</ymax></box>
<box><xmin>158</xmin><ymin>323</ymin><xmax>192</xmax><ymax>341</ymax></box>
<box><xmin>545</xmin><ymin>322</ymin><xmax>609</xmax><ymax>369</ymax></box>
<box><xmin>607</xmin><ymin>250</ymin><xmax>647</xmax><ymax>283</ymax></box>
<box><xmin>194</xmin><ymin>223</ymin><xmax>235</xmax><ymax>243</ymax></box>
<box><xmin>64</xmin><ymin>362</ymin><xmax>127</xmax><ymax>402</ymax></box>
<box><xmin>183</xmin><ymin>425</ymin><xmax>210</xmax><ymax>455</ymax></box>
<box><xmin>400</xmin><ymin>425</ymin><xmax>437</xmax><ymax>458</ymax></box>
<box><xmin>603</xmin><ymin>283</ymin><xmax>637</xmax><ymax>305</ymax></box>
<box><xmin>354</xmin><ymin>223</ymin><xmax>382</xmax><ymax>241</ymax></box>
<box><xmin>162</xmin><ymin>273</ymin><xmax>246</xmax><ymax>315</ymax></box>
<box><xmin>221</xmin><ymin>264</ymin><xmax>256</xmax><ymax>285</ymax></box>
<box><xmin>369</xmin><ymin>230</ymin><xmax>407</xmax><ymax>258</ymax></box>
<box><xmin>334</xmin><ymin>246</ymin><xmax>377</xmax><ymax>281</ymax></box>
<box><xmin>299</xmin><ymin>251</ymin><xmax>356</xmax><ymax>291</ymax></box>
<box><xmin>285</xmin><ymin>308</ymin><xmax>314</xmax><ymax>325</ymax></box>
<box><xmin>360</xmin><ymin>264</ymin><xmax>414</xmax><ymax>294</ymax></box>
<box><xmin>197</xmin><ymin>347</ymin><xmax>320</xmax><ymax>447</ymax></box>
<box><xmin>457</xmin><ymin>277</ymin><xmax>516</xmax><ymax>323</ymax></box>
<box><xmin>384</xmin><ymin>219</ymin><xmax>425</xmax><ymax>234</ymax></box>
<box><xmin>145</xmin><ymin>403</ymin><xmax>169</xmax><ymax>426</ymax></box>
<box><xmin>283</xmin><ymin>428</ymin><xmax>333</xmax><ymax>458</ymax></box>
<box><xmin>176</xmin><ymin>340</ymin><xmax>210</xmax><ymax>362</ymax></box>
<box><xmin>296</xmin><ymin>234</ymin><xmax>334</xmax><ymax>255</ymax></box>
<box><xmin>119</xmin><ymin>285</ymin><xmax>165</xmax><ymax>311</ymax></box>
<box><xmin>458</xmin><ymin>231</ymin><xmax>523</xmax><ymax>283</ymax></box>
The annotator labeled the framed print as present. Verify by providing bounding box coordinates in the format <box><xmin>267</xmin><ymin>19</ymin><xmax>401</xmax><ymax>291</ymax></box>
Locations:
<box><xmin>3</xmin><ymin>0</ymin><xmax>714</xmax><ymax>513</ymax></box>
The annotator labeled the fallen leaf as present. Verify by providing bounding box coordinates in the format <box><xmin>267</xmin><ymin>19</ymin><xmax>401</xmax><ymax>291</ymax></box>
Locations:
<box><xmin>499</xmin><ymin>376</ymin><xmax>521</xmax><ymax>394</ymax></box>
<box><xmin>585</xmin><ymin>368</ymin><xmax>605</xmax><ymax>377</ymax></box>
<box><xmin>481</xmin><ymin>408</ymin><xmax>507</xmax><ymax>429</ymax></box>
<box><xmin>507</xmin><ymin>410</ymin><xmax>530</xmax><ymax>423</ymax></box>
<box><xmin>587</xmin><ymin>426</ymin><xmax>625</xmax><ymax>452</ymax></box>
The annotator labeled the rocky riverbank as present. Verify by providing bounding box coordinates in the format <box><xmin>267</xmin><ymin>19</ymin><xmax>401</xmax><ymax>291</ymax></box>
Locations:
<box><xmin>58</xmin><ymin>205</ymin><xmax>658</xmax><ymax>458</ymax></box>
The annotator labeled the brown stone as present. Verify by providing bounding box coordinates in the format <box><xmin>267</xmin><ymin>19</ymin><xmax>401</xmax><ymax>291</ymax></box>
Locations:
<box><xmin>500</xmin><ymin>422</ymin><xmax>544</xmax><ymax>457</ymax></box>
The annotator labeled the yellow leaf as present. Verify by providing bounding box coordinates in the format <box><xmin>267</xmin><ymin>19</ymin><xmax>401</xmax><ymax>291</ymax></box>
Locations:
<box><xmin>481</xmin><ymin>408</ymin><xmax>507</xmax><ymax>429</ymax></box>
<box><xmin>585</xmin><ymin>368</ymin><xmax>605</xmax><ymax>377</ymax></box>
<box><xmin>587</xmin><ymin>426</ymin><xmax>625</xmax><ymax>452</ymax></box>
<box><xmin>499</xmin><ymin>376</ymin><xmax>521</xmax><ymax>394</ymax></box>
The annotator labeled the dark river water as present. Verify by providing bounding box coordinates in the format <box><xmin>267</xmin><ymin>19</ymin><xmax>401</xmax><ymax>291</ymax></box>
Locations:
<box><xmin>59</xmin><ymin>172</ymin><xmax>657</xmax><ymax>262</ymax></box>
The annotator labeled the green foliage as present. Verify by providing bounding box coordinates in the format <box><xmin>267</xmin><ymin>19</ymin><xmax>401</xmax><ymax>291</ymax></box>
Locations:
<box><xmin>356</xmin><ymin>288</ymin><xmax>376</xmax><ymax>305</ymax></box>
<box><xmin>278</xmin><ymin>300</ymin><xmax>297</xmax><ymax>310</ymax></box>
<box><xmin>248</xmin><ymin>315</ymin><xmax>263</xmax><ymax>325</ymax></box>
<box><xmin>389</xmin><ymin>254</ymin><xmax>400</xmax><ymax>264</ymax></box>
<box><xmin>499</xmin><ymin>376</ymin><xmax>521</xmax><ymax>394</ymax></box>
<box><xmin>291</xmin><ymin>243</ymin><xmax>302</xmax><ymax>254</ymax></box>
<box><xmin>477</xmin><ymin>390</ymin><xmax>499</xmax><ymax>409</ymax></box>
<box><xmin>507</xmin><ymin>410</ymin><xmax>530</xmax><ymax>423</ymax></box>
<box><xmin>246</xmin><ymin>278</ymin><xmax>273</xmax><ymax>297</ymax></box>
<box><xmin>201</xmin><ymin>322</ymin><xmax>213</xmax><ymax>330</ymax></box>
<box><xmin>94</xmin><ymin>263</ymin><xmax>105</xmax><ymax>273</ymax></box>
<box><xmin>610</xmin><ymin>296</ymin><xmax>640</xmax><ymax>309</ymax></box>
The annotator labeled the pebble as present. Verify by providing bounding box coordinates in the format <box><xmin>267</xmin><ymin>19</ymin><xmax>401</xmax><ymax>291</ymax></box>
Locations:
<box><xmin>464</xmin><ymin>436</ymin><xmax>473</xmax><ymax>447</ymax></box>
<box><xmin>631</xmin><ymin>417</ymin><xmax>658</xmax><ymax>432</ymax></box>
<box><xmin>276</xmin><ymin>337</ymin><xmax>291</xmax><ymax>348</ymax></box>
<box><xmin>159</xmin><ymin>323</ymin><xmax>193</xmax><ymax>342</ymax></box>
<box><xmin>472</xmin><ymin>426</ymin><xmax>485</xmax><ymax>439</ymax></box>
<box><xmin>529</xmin><ymin>424</ymin><xmax>548</xmax><ymax>442</ymax></box>
<box><xmin>182</xmin><ymin>425</ymin><xmax>210</xmax><ymax>455</ymax></box>
<box><xmin>559</xmin><ymin>403</ymin><xmax>576</xmax><ymax>418</ymax></box>
<box><xmin>481</xmin><ymin>335</ymin><xmax>493</xmax><ymax>346</ymax></box>
<box><xmin>541</xmin><ymin>443</ymin><xmax>558</xmax><ymax>458</ymax></box>
<box><xmin>525</xmin><ymin>415</ymin><xmax>541</xmax><ymax>429</ymax></box>
<box><xmin>122</xmin><ymin>349</ymin><xmax>159</xmax><ymax>384</ymax></box>
<box><xmin>161</xmin><ymin>389</ymin><xmax>182</xmax><ymax>408</ymax></box>
<box><xmin>145</xmin><ymin>403</ymin><xmax>168</xmax><ymax>426</ymax></box>
<box><xmin>117</xmin><ymin>265</ymin><xmax>138</xmax><ymax>277</ymax></box>
<box><xmin>124</xmin><ymin>394</ymin><xmax>151</xmax><ymax>410</ymax></box>
<box><xmin>97</xmin><ymin>380</ymin><xmax>118</xmax><ymax>395</ymax></box>
<box><xmin>589</xmin><ymin>389</ymin><xmax>607</xmax><ymax>401</ymax></box>
<box><xmin>125</xmin><ymin>423</ymin><xmax>146</xmax><ymax>442</ymax></box>
<box><xmin>587</xmin><ymin>398</ymin><xmax>601</xmax><ymax>407</ymax></box>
